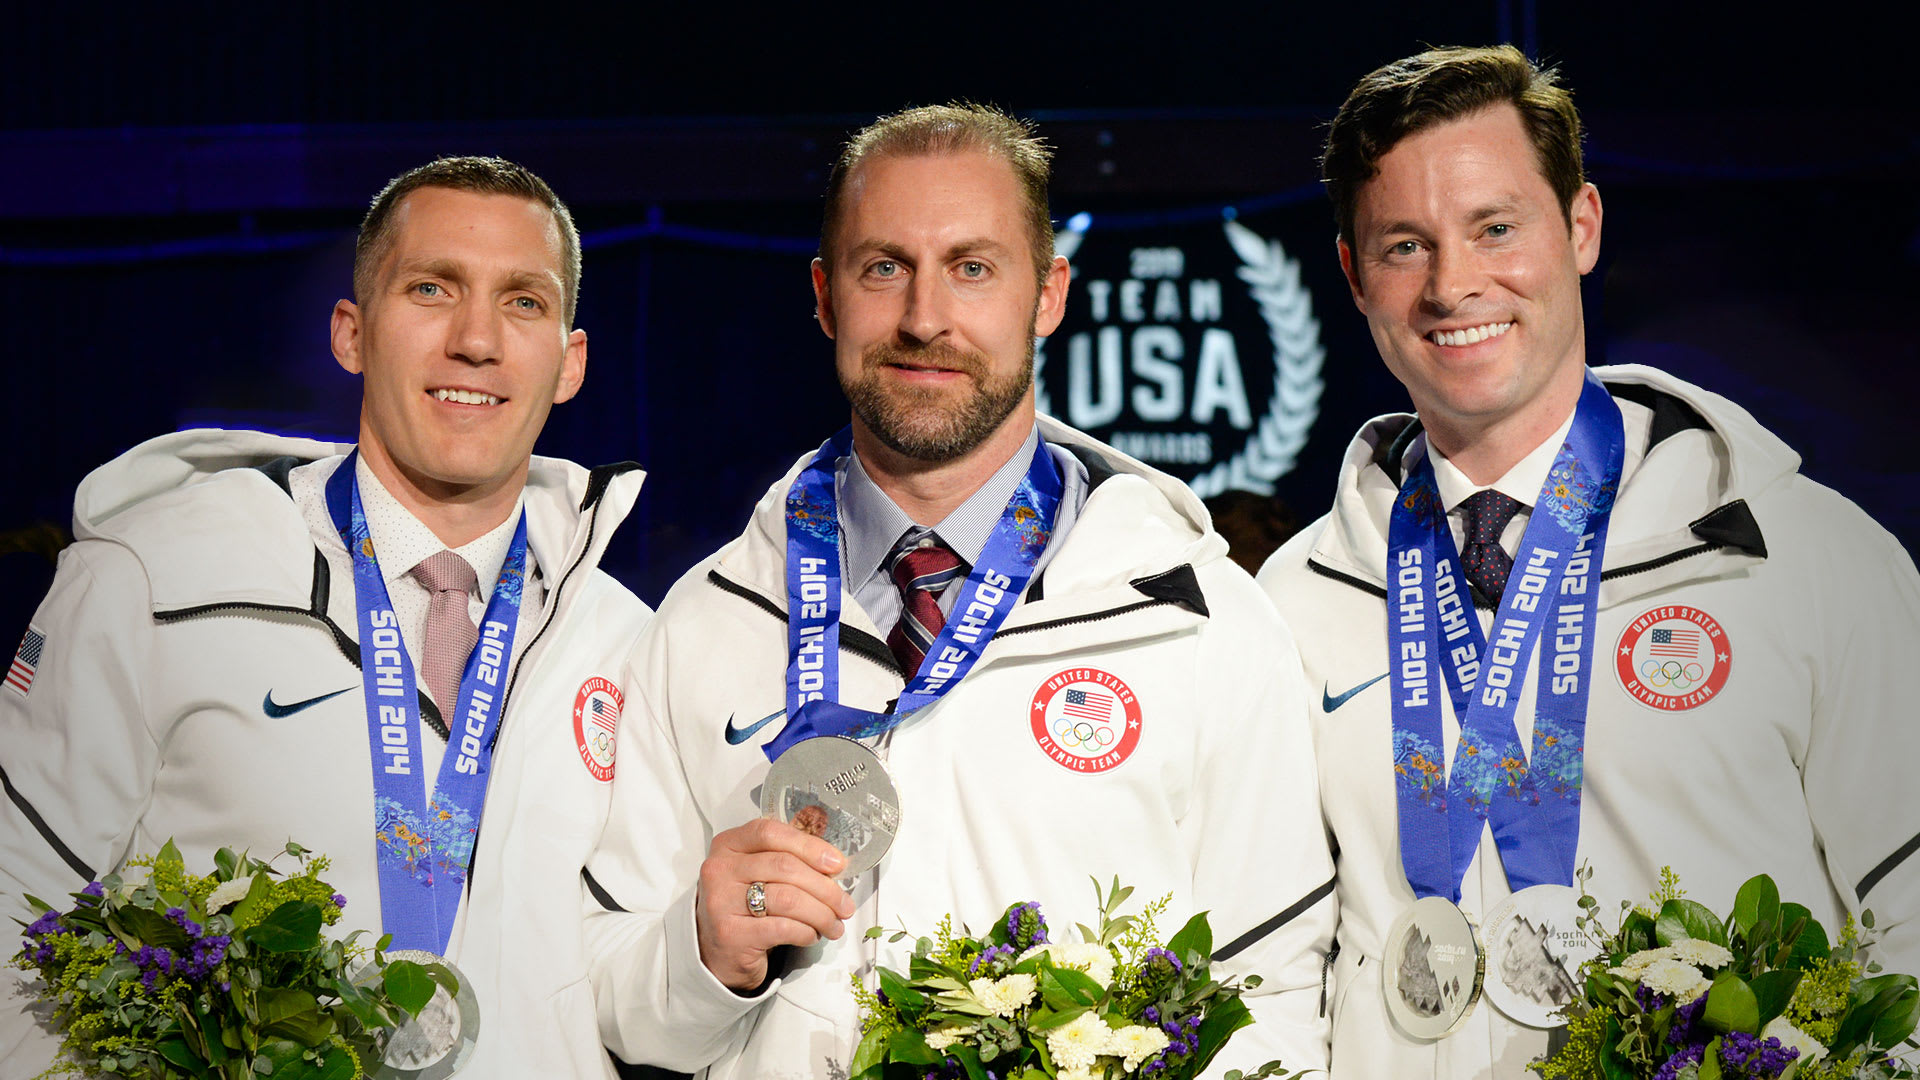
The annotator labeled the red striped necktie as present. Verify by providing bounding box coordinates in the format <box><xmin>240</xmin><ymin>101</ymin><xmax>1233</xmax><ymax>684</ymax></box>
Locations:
<box><xmin>884</xmin><ymin>536</ymin><xmax>967</xmax><ymax>676</ymax></box>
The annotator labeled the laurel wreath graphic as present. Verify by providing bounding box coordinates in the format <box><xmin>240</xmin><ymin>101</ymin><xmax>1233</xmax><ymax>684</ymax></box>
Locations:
<box><xmin>1188</xmin><ymin>220</ymin><xmax>1325</xmax><ymax>497</ymax></box>
<box><xmin>1037</xmin><ymin>220</ymin><xmax>1323</xmax><ymax>497</ymax></box>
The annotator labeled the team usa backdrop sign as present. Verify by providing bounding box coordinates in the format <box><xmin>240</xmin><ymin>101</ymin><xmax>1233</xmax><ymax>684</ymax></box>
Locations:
<box><xmin>1037</xmin><ymin>217</ymin><xmax>1326</xmax><ymax>495</ymax></box>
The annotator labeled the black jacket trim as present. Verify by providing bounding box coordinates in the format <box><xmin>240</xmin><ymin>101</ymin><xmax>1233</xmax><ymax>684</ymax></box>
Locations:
<box><xmin>705</xmin><ymin>570</ymin><xmax>902</xmax><ymax>676</ymax></box>
<box><xmin>1859</xmin><ymin>830</ymin><xmax>1920</xmax><ymax>901</ymax></box>
<box><xmin>1129</xmin><ymin>565</ymin><xmax>1209</xmax><ymax>618</ymax></box>
<box><xmin>1607</xmin><ymin>381</ymin><xmax>1712</xmax><ymax>450</ymax></box>
<box><xmin>1307</xmin><ymin>558</ymin><xmax>1387</xmax><ymax>599</ymax></box>
<box><xmin>1213</xmin><ymin>875</ymin><xmax>1335</xmax><ymax>962</ymax></box>
<box><xmin>583</xmin><ymin>866</ymin><xmax>627</xmax><ymax>913</ymax></box>
<box><xmin>1689</xmin><ymin>500</ymin><xmax>1767</xmax><ymax>558</ymax></box>
<box><xmin>582</xmin><ymin>462</ymin><xmax>644</xmax><ymax>512</ymax></box>
<box><xmin>0</xmin><ymin>762</ymin><xmax>95</xmax><ymax>883</ymax></box>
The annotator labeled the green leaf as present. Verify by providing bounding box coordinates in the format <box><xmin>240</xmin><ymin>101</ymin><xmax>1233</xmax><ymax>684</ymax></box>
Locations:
<box><xmin>1702</xmin><ymin>973</ymin><xmax>1760</xmax><ymax>1034</ymax></box>
<box><xmin>1749</xmin><ymin>969</ymin><xmax>1801</xmax><ymax>1027</ymax></box>
<box><xmin>1869</xmin><ymin>980</ymin><xmax>1920</xmax><ymax>1051</ymax></box>
<box><xmin>1025</xmin><ymin>1004</ymin><xmax>1089</xmax><ymax>1031</ymax></box>
<box><xmin>1732</xmin><ymin>876</ymin><xmax>1780</xmax><ymax>937</ymax></box>
<box><xmin>157</xmin><ymin>838</ymin><xmax>186</xmax><ymax>870</ymax></box>
<box><xmin>421</xmin><ymin>961</ymin><xmax>461</xmax><ymax>996</ymax></box>
<box><xmin>255</xmin><ymin>988</ymin><xmax>318</xmax><ymax>1028</ymax></box>
<box><xmin>262</xmin><ymin>1011</ymin><xmax>335</xmax><ymax>1047</ymax></box>
<box><xmin>849</xmin><ymin>1027</ymin><xmax>888</xmax><ymax>1078</ymax></box>
<box><xmin>114</xmin><ymin>905</ymin><xmax>193</xmax><ymax>951</ymax></box>
<box><xmin>1656</xmin><ymin>899</ymin><xmax>1728</xmax><ymax>949</ymax></box>
<box><xmin>1165</xmin><ymin>911</ymin><xmax>1214</xmax><ymax>967</ymax></box>
<box><xmin>157</xmin><ymin>1038</ymin><xmax>200</xmax><ymax>1071</ymax></box>
<box><xmin>228</xmin><ymin>873</ymin><xmax>273</xmax><ymax>930</ymax></box>
<box><xmin>1618</xmin><ymin>911</ymin><xmax>1657</xmax><ymax>954</ymax></box>
<box><xmin>1040</xmin><ymin>964</ymin><xmax>1104</xmax><ymax>1007</ymax></box>
<box><xmin>249</xmin><ymin>902</ymin><xmax>323</xmax><ymax>953</ymax></box>
<box><xmin>1188</xmin><ymin>994</ymin><xmax>1255</xmax><ymax>1076</ymax></box>
<box><xmin>876</xmin><ymin>967</ymin><xmax>925</xmax><ymax>1013</ymax></box>
<box><xmin>214</xmin><ymin>848</ymin><xmax>240</xmax><ymax>880</ymax></box>
<box><xmin>886</xmin><ymin>1029</ymin><xmax>940</xmax><ymax>1065</ymax></box>
<box><xmin>253</xmin><ymin>1038</ymin><xmax>307</xmax><ymax>1076</ymax></box>
<box><xmin>949</xmin><ymin>1043</ymin><xmax>989</xmax><ymax>1080</ymax></box>
<box><xmin>1698</xmin><ymin>1037</ymin><xmax>1725</xmax><ymax>1080</ymax></box>
<box><xmin>1862</xmin><ymin>908</ymin><xmax>1876</xmax><ymax>930</ymax></box>
<box><xmin>383</xmin><ymin>960</ymin><xmax>438</xmax><ymax>1018</ymax></box>
<box><xmin>1777</xmin><ymin>904</ymin><xmax>1829</xmax><ymax>969</ymax></box>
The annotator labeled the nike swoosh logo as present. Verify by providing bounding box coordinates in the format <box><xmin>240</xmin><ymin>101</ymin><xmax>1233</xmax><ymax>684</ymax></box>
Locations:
<box><xmin>724</xmin><ymin>708</ymin><xmax>786</xmax><ymax>745</ymax></box>
<box><xmin>1322</xmin><ymin>673</ymin><xmax>1388</xmax><ymax>713</ymax></box>
<box><xmin>263</xmin><ymin>687</ymin><xmax>354</xmax><ymax>719</ymax></box>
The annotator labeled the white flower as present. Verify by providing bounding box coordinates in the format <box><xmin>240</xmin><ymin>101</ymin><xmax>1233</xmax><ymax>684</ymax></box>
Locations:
<box><xmin>968</xmin><ymin>973</ymin><xmax>1037</xmax><ymax>1018</ymax></box>
<box><xmin>1762</xmin><ymin>1017</ymin><xmax>1828</xmax><ymax>1064</ymax></box>
<box><xmin>923</xmin><ymin>1023</ymin><xmax>978</xmax><ymax>1051</ymax></box>
<box><xmin>1045</xmin><ymin>1011</ymin><xmax>1113</xmax><ymax>1071</ymax></box>
<box><xmin>1668</xmin><ymin>939</ymin><xmax>1734</xmax><ymax>968</ymax></box>
<box><xmin>1639</xmin><ymin>958</ymin><xmax>1712</xmax><ymax>1002</ymax></box>
<box><xmin>1609</xmin><ymin>945</ymin><xmax>1676</xmax><ymax>979</ymax></box>
<box><xmin>1056</xmin><ymin>1068</ymin><xmax>1097</xmax><ymax>1080</ymax></box>
<box><xmin>204</xmin><ymin>876</ymin><xmax>254</xmax><ymax>912</ymax></box>
<box><xmin>1110</xmin><ymin>1024</ymin><xmax>1171</xmax><ymax>1070</ymax></box>
<box><xmin>1020</xmin><ymin>942</ymin><xmax>1117</xmax><ymax>988</ymax></box>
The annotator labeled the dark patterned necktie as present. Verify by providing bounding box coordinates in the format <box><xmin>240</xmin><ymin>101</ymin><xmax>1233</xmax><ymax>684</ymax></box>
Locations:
<box><xmin>1458</xmin><ymin>489</ymin><xmax>1525</xmax><ymax>602</ymax></box>
<box><xmin>884</xmin><ymin>536</ymin><xmax>966</xmax><ymax>676</ymax></box>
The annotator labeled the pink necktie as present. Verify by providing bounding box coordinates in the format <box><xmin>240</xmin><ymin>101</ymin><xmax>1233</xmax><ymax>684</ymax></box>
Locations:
<box><xmin>409</xmin><ymin>550</ymin><xmax>479</xmax><ymax>715</ymax></box>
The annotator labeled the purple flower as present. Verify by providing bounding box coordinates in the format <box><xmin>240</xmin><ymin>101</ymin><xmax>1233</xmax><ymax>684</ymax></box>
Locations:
<box><xmin>1635</xmin><ymin>983</ymin><xmax>1669</xmax><ymax>1013</ymax></box>
<box><xmin>1654</xmin><ymin>1043</ymin><xmax>1706</xmax><ymax>1080</ymax></box>
<box><xmin>331</xmin><ymin>893</ymin><xmax>347</xmax><ymax>909</ymax></box>
<box><xmin>80</xmin><ymin>882</ymin><xmax>104</xmax><ymax>898</ymax></box>
<box><xmin>24</xmin><ymin>910</ymin><xmax>62</xmax><ymax>938</ymax></box>
<box><xmin>1144</xmin><ymin>946</ymin><xmax>1184</xmax><ymax>975</ymax></box>
<box><xmin>1143</xmin><ymin>1005</ymin><xmax>1160</xmax><ymax>1024</ymax></box>
<box><xmin>1004</xmin><ymin>902</ymin><xmax>1048</xmax><ymax>949</ymax></box>
<box><xmin>1717</xmin><ymin>1031</ymin><xmax>1799</xmax><ymax>1079</ymax></box>
<box><xmin>1667</xmin><ymin>996</ymin><xmax>1708</xmax><ymax>1047</ymax></box>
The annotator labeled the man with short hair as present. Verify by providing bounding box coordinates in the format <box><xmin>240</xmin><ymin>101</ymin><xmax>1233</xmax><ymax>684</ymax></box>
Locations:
<box><xmin>1</xmin><ymin>156</ymin><xmax>651</xmax><ymax>1078</ymax></box>
<box><xmin>1258</xmin><ymin>45</ymin><xmax>1920</xmax><ymax>1077</ymax></box>
<box><xmin>582</xmin><ymin>104</ymin><xmax>1336</xmax><ymax>1078</ymax></box>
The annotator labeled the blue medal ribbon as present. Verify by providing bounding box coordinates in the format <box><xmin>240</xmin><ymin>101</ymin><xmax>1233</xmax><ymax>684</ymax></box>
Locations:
<box><xmin>325</xmin><ymin>452</ymin><xmax>528</xmax><ymax>955</ymax></box>
<box><xmin>763</xmin><ymin>427</ymin><xmax>1062</xmax><ymax>761</ymax></box>
<box><xmin>1386</xmin><ymin>373</ymin><xmax>1624</xmax><ymax>902</ymax></box>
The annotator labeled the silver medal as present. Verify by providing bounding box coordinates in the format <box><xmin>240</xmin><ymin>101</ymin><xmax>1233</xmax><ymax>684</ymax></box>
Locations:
<box><xmin>1482</xmin><ymin>884</ymin><xmax>1597</xmax><ymax>1029</ymax></box>
<box><xmin>760</xmin><ymin>736</ymin><xmax>899</xmax><ymax>876</ymax></box>
<box><xmin>373</xmin><ymin>951</ymin><xmax>480</xmax><ymax>1080</ymax></box>
<box><xmin>1382</xmin><ymin>896</ymin><xmax>1485</xmax><ymax>1040</ymax></box>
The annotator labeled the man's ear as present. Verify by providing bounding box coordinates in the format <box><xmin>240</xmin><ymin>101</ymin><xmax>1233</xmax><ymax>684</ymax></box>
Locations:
<box><xmin>1033</xmin><ymin>255</ymin><xmax>1072</xmax><ymax>338</ymax></box>
<box><xmin>1337</xmin><ymin>237</ymin><xmax>1366</xmax><ymax>310</ymax></box>
<box><xmin>553</xmin><ymin>329</ymin><xmax>588</xmax><ymax>404</ymax></box>
<box><xmin>1570</xmin><ymin>182</ymin><xmax>1603</xmax><ymax>275</ymax></box>
<box><xmin>810</xmin><ymin>258</ymin><xmax>836</xmax><ymax>339</ymax></box>
<box><xmin>331</xmin><ymin>299</ymin><xmax>363</xmax><ymax>374</ymax></box>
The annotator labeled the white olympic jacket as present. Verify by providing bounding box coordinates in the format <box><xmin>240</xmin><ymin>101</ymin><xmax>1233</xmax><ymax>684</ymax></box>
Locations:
<box><xmin>1257</xmin><ymin>365</ymin><xmax>1920</xmax><ymax>1078</ymax></box>
<box><xmin>0</xmin><ymin>429</ymin><xmax>651</xmax><ymax>1080</ymax></box>
<box><xmin>583</xmin><ymin>416</ymin><xmax>1337</xmax><ymax>1079</ymax></box>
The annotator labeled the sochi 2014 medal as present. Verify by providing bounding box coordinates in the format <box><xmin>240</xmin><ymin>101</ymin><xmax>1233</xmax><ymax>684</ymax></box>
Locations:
<box><xmin>373</xmin><ymin>952</ymin><xmax>480</xmax><ymax>1080</ymax></box>
<box><xmin>760</xmin><ymin>735</ymin><xmax>900</xmax><ymax>876</ymax></box>
<box><xmin>1482</xmin><ymin>884</ymin><xmax>1597</xmax><ymax>1029</ymax></box>
<box><xmin>1382</xmin><ymin>896</ymin><xmax>1485</xmax><ymax>1040</ymax></box>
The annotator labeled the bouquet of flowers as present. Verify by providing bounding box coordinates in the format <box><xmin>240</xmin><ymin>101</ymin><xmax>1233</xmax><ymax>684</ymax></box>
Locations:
<box><xmin>1536</xmin><ymin>867</ymin><xmax>1918</xmax><ymax>1080</ymax></box>
<box><xmin>13</xmin><ymin>840</ymin><xmax>455</xmax><ymax>1080</ymax></box>
<box><xmin>849</xmin><ymin>877</ymin><xmax>1300</xmax><ymax>1080</ymax></box>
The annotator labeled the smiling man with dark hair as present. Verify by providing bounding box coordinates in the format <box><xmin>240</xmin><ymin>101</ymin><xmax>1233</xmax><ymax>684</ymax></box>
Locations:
<box><xmin>0</xmin><ymin>156</ymin><xmax>652</xmax><ymax>1079</ymax></box>
<box><xmin>1259</xmin><ymin>45</ymin><xmax>1920</xmax><ymax>1077</ymax></box>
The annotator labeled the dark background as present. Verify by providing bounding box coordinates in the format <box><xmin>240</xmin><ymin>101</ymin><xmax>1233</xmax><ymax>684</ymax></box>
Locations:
<box><xmin>4</xmin><ymin>2</ymin><xmax>1917</xmax><ymax>639</ymax></box>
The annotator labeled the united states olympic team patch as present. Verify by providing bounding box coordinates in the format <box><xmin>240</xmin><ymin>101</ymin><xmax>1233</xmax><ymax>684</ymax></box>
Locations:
<box><xmin>572</xmin><ymin>676</ymin><xmax>622</xmax><ymax>781</ymax></box>
<box><xmin>1030</xmin><ymin>668</ymin><xmax>1142</xmax><ymax>773</ymax></box>
<box><xmin>1615</xmin><ymin>605</ymin><xmax>1731</xmax><ymax>711</ymax></box>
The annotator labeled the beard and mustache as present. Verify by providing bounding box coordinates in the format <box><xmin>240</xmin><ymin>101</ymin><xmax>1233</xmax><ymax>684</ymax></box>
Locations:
<box><xmin>839</xmin><ymin>337</ymin><xmax>1034</xmax><ymax>464</ymax></box>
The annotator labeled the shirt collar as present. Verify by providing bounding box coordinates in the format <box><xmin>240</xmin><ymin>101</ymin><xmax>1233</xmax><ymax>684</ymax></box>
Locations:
<box><xmin>354</xmin><ymin>455</ymin><xmax>527</xmax><ymax>598</ymax></box>
<box><xmin>838</xmin><ymin>422</ymin><xmax>1041</xmax><ymax>581</ymax></box>
<box><xmin>1416</xmin><ymin>406</ymin><xmax>1577</xmax><ymax>515</ymax></box>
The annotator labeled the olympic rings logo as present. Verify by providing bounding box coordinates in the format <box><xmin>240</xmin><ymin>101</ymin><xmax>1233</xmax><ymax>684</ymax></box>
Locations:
<box><xmin>589</xmin><ymin>730</ymin><xmax>614</xmax><ymax>756</ymax></box>
<box><xmin>1053</xmin><ymin>716</ymin><xmax>1117</xmax><ymax>750</ymax></box>
<box><xmin>1639</xmin><ymin>659</ymin><xmax>1706</xmax><ymax>690</ymax></box>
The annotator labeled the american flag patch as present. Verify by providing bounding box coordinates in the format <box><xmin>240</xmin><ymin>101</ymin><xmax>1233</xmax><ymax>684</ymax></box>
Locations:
<box><xmin>1062</xmin><ymin>688</ymin><xmax>1112</xmax><ymax>722</ymax></box>
<box><xmin>1649</xmin><ymin>627</ymin><xmax>1701</xmax><ymax>658</ymax></box>
<box><xmin>588</xmin><ymin>697</ymin><xmax>618</xmax><ymax>735</ymax></box>
<box><xmin>6</xmin><ymin>626</ymin><xmax>44</xmax><ymax>697</ymax></box>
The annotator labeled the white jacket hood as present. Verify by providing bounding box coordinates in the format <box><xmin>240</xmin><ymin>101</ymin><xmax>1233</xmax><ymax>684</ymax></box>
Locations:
<box><xmin>69</xmin><ymin>428</ymin><xmax>643</xmax><ymax>614</ymax></box>
<box><xmin>1309</xmin><ymin>364</ymin><xmax>1796</xmax><ymax>605</ymax></box>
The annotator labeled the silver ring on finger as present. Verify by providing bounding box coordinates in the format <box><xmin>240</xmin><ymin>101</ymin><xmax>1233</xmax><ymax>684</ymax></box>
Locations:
<box><xmin>746</xmin><ymin>880</ymin><xmax>769</xmax><ymax>918</ymax></box>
